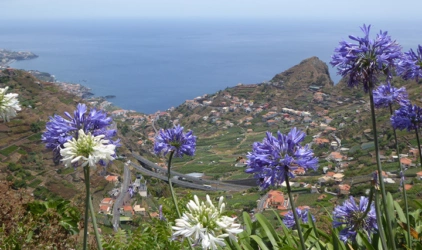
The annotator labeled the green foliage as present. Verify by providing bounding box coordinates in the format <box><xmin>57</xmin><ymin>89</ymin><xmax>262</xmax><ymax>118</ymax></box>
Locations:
<box><xmin>12</xmin><ymin>179</ymin><xmax>27</xmax><ymax>189</ymax></box>
<box><xmin>7</xmin><ymin>162</ymin><xmax>22</xmax><ymax>172</ymax></box>
<box><xmin>27</xmin><ymin>132</ymin><xmax>42</xmax><ymax>141</ymax></box>
<box><xmin>0</xmin><ymin>145</ymin><xmax>18</xmax><ymax>156</ymax></box>
<box><xmin>30</xmin><ymin>121</ymin><xmax>45</xmax><ymax>133</ymax></box>
<box><xmin>0</xmin><ymin>197</ymin><xmax>80</xmax><ymax>249</ymax></box>
<box><xmin>33</xmin><ymin>186</ymin><xmax>60</xmax><ymax>201</ymax></box>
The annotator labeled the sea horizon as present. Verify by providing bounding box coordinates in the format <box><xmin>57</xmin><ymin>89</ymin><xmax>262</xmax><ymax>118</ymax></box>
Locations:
<box><xmin>2</xmin><ymin>18</ymin><xmax>421</xmax><ymax>114</ymax></box>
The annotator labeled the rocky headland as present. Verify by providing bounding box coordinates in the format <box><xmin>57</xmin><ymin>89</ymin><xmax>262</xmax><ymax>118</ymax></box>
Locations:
<box><xmin>0</xmin><ymin>49</ymin><xmax>38</xmax><ymax>68</ymax></box>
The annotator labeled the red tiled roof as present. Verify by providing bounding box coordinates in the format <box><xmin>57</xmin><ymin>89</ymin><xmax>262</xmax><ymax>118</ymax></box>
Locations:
<box><xmin>326</xmin><ymin>171</ymin><xmax>335</xmax><ymax>177</ymax></box>
<box><xmin>100</xmin><ymin>205</ymin><xmax>110</xmax><ymax>212</ymax></box>
<box><xmin>339</xmin><ymin>184</ymin><xmax>351</xmax><ymax>191</ymax></box>
<box><xmin>101</xmin><ymin>198</ymin><xmax>113</xmax><ymax>203</ymax></box>
<box><xmin>105</xmin><ymin>175</ymin><xmax>118</xmax><ymax>182</ymax></box>
<box><xmin>400</xmin><ymin>158</ymin><xmax>412</xmax><ymax>165</ymax></box>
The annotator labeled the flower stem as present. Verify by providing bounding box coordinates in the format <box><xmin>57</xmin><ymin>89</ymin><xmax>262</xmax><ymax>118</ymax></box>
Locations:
<box><xmin>89</xmin><ymin>194</ymin><xmax>103</xmax><ymax>250</ymax></box>
<box><xmin>368</xmin><ymin>90</ymin><xmax>396</xmax><ymax>249</ymax></box>
<box><xmin>167</xmin><ymin>151</ymin><xmax>181</xmax><ymax>218</ymax></box>
<box><xmin>389</xmin><ymin>104</ymin><xmax>411</xmax><ymax>248</ymax></box>
<box><xmin>83</xmin><ymin>166</ymin><xmax>90</xmax><ymax>250</ymax></box>
<box><xmin>285</xmin><ymin>171</ymin><xmax>306</xmax><ymax>250</ymax></box>
<box><xmin>374</xmin><ymin>190</ymin><xmax>388</xmax><ymax>250</ymax></box>
<box><xmin>415</xmin><ymin>127</ymin><xmax>422</xmax><ymax>168</ymax></box>
<box><xmin>167</xmin><ymin>151</ymin><xmax>194</xmax><ymax>250</ymax></box>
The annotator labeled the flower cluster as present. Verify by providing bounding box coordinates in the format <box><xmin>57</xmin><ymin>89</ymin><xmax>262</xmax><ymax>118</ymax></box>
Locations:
<box><xmin>60</xmin><ymin>129</ymin><xmax>116</xmax><ymax>168</ymax></box>
<box><xmin>333</xmin><ymin>196</ymin><xmax>377</xmax><ymax>242</ymax></box>
<box><xmin>330</xmin><ymin>24</ymin><xmax>402</xmax><ymax>92</ymax></box>
<box><xmin>172</xmin><ymin>195</ymin><xmax>242</xmax><ymax>250</ymax></box>
<box><xmin>154</xmin><ymin>125</ymin><xmax>196</xmax><ymax>157</ymax></box>
<box><xmin>372</xmin><ymin>82</ymin><xmax>410</xmax><ymax>108</ymax></box>
<box><xmin>246</xmin><ymin>127</ymin><xmax>318</xmax><ymax>190</ymax></box>
<box><xmin>0</xmin><ymin>87</ymin><xmax>21</xmax><ymax>122</ymax></box>
<box><xmin>397</xmin><ymin>44</ymin><xmax>422</xmax><ymax>81</ymax></box>
<box><xmin>391</xmin><ymin>104</ymin><xmax>422</xmax><ymax>131</ymax></box>
<box><xmin>128</xmin><ymin>185</ymin><xmax>134</xmax><ymax>198</ymax></box>
<box><xmin>283</xmin><ymin>208</ymin><xmax>315</xmax><ymax>229</ymax></box>
<box><xmin>42</xmin><ymin>103</ymin><xmax>119</xmax><ymax>165</ymax></box>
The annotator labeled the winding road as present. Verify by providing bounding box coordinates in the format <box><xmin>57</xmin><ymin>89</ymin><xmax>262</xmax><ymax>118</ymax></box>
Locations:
<box><xmin>112</xmin><ymin>161</ymin><xmax>131</xmax><ymax>232</ymax></box>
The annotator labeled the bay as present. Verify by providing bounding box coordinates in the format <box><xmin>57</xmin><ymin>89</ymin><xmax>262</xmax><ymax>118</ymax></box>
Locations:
<box><xmin>1</xmin><ymin>18</ymin><xmax>420</xmax><ymax>114</ymax></box>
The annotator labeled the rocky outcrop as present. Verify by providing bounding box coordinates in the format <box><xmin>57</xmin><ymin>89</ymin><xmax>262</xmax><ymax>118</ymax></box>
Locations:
<box><xmin>270</xmin><ymin>56</ymin><xmax>334</xmax><ymax>91</ymax></box>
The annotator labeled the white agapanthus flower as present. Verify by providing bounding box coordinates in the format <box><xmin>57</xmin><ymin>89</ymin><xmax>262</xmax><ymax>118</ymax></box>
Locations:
<box><xmin>60</xmin><ymin>129</ymin><xmax>116</xmax><ymax>168</ymax></box>
<box><xmin>172</xmin><ymin>195</ymin><xmax>243</xmax><ymax>250</ymax></box>
<box><xmin>0</xmin><ymin>87</ymin><xmax>21</xmax><ymax>122</ymax></box>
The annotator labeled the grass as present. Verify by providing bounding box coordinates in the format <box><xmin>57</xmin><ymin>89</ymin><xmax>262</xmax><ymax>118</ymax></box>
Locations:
<box><xmin>17</xmin><ymin>148</ymin><xmax>27</xmax><ymax>155</ymax></box>
<box><xmin>28</xmin><ymin>179</ymin><xmax>42</xmax><ymax>188</ymax></box>
<box><xmin>225</xmin><ymin>192</ymin><xmax>261</xmax><ymax>210</ymax></box>
<box><xmin>0</xmin><ymin>145</ymin><xmax>18</xmax><ymax>156</ymax></box>
<box><xmin>28</xmin><ymin>132</ymin><xmax>42</xmax><ymax>141</ymax></box>
<box><xmin>295</xmin><ymin>193</ymin><xmax>322</xmax><ymax>207</ymax></box>
<box><xmin>60</xmin><ymin>167</ymin><xmax>75</xmax><ymax>175</ymax></box>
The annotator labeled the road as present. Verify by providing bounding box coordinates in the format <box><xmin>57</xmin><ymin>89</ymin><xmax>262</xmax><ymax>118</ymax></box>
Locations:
<box><xmin>131</xmin><ymin>153</ymin><xmax>250</xmax><ymax>191</ymax></box>
<box><xmin>130</xmin><ymin>162</ymin><xmax>224</xmax><ymax>191</ymax></box>
<box><xmin>112</xmin><ymin>161</ymin><xmax>131</xmax><ymax>232</ymax></box>
<box><xmin>256</xmin><ymin>193</ymin><xmax>269</xmax><ymax>213</ymax></box>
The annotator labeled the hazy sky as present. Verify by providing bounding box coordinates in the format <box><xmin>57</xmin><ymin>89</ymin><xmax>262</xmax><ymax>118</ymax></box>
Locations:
<box><xmin>3</xmin><ymin>0</ymin><xmax>422</xmax><ymax>21</ymax></box>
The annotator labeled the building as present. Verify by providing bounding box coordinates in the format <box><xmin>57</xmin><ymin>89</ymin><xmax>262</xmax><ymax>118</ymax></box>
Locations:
<box><xmin>105</xmin><ymin>175</ymin><xmax>119</xmax><ymax>183</ymax></box>
<box><xmin>338</xmin><ymin>184</ymin><xmax>351</xmax><ymax>195</ymax></box>
<box><xmin>133</xmin><ymin>205</ymin><xmax>146</xmax><ymax>216</ymax></box>
<box><xmin>121</xmin><ymin>206</ymin><xmax>134</xmax><ymax>217</ymax></box>
<box><xmin>266</xmin><ymin>190</ymin><xmax>289</xmax><ymax>210</ymax></box>
<box><xmin>138</xmin><ymin>182</ymin><xmax>148</xmax><ymax>197</ymax></box>
<box><xmin>314</xmin><ymin>138</ymin><xmax>329</xmax><ymax>146</ymax></box>
<box><xmin>400</xmin><ymin>158</ymin><xmax>412</xmax><ymax>168</ymax></box>
<box><xmin>100</xmin><ymin>198</ymin><xmax>114</xmax><ymax>206</ymax></box>
<box><xmin>333</xmin><ymin>173</ymin><xmax>344</xmax><ymax>182</ymax></box>
<box><xmin>99</xmin><ymin>205</ymin><xmax>111</xmax><ymax>214</ymax></box>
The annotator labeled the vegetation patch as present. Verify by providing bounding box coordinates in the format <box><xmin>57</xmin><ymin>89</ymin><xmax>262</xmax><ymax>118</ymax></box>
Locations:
<box><xmin>0</xmin><ymin>145</ymin><xmax>19</xmax><ymax>156</ymax></box>
<box><xmin>28</xmin><ymin>132</ymin><xmax>42</xmax><ymax>141</ymax></box>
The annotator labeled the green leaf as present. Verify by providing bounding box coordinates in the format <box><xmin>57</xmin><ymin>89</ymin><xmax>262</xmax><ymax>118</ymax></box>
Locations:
<box><xmin>385</xmin><ymin>192</ymin><xmax>397</xmax><ymax>239</ymax></box>
<box><xmin>225</xmin><ymin>237</ymin><xmax>242</xmax><ymax>250</ymax></box>
<box><xmin>331</xmin><ymin>229</ymin><xmax>346</xmax><ymax>250</ymax></box>
<box><xmin>242</xmin><ymin>211</ymin><xmax>252</xmax><ymax>235</ymax></box>
<box><xmin>280</xmin><ymin>222</ymin><xmax>297</xmax><ymax>247</ymax></box>
<box><xmin>255</xmin><ymin>213</ymin><xmax>279</xmax><ymax>248</ymax></box>
<box><xmin>357</xmin><ymin>231</ymin><xmax>375</xmax><ymax>250</ymax></box>
<box><xmin>394</xmin><ymin>200</ymin><xmax>407</xmax><ymax>223</ymax></box>
<box><xmin>250</xmin><ymin>235</ymin><xmax>270</xmax><ymax>250</ymax></box>
<box><xmin>25</xmin><ymin>230</ymin><xmax>33</xmax><ymax>243</ymax></box>
<box><xmin>303</xmin><ymin>227</ymin><xmax>313</xmax><ymax>242</ymax></box>
<box><xmin>414</xmin><ymin>200</ymin><xmax>422</xmax><ymax>209</ymax></box>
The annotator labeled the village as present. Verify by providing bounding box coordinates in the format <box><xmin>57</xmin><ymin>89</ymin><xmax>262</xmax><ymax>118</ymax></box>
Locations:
<box><xmin>97</xmin><ymin>81</ymin><xmax>422</xmax><ymax>220</ymax></box>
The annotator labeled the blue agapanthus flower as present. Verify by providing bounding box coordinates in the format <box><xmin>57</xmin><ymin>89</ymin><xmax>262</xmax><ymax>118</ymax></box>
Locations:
<box><xmin>283</xmin><ymin>208</ymin><xmax>315</xmax><ymax>229</ymax></box>
<box><xmin>246</xmin><ymin>127</ymin><xmax>318</xmax><ymax>190</ymax></box>
<box><xmin>330</xmin><ymin>24</ymin><xmax>402</xmax><ymax>92</ymax></box>
<box><xmin>333</xmin><ymin>196</ymin><xmax>377</xmax><ymax>242</ymax></box>
<box><xmin>391</xmin><ymin>104</ymin><xmax>422</xmax><ymax>131</ymax></box>
<box><xmin>128</xmin><ymin>185</ymin><xmax>134</xmax><ymax>198</ymax></box>
<box><xmin>397</xmin><ymin>45</ymin><xmax>422</xmax><ymax>81</ymax></box>
<box><xmin>42</xmin><ymin>103</ymin><xmax>119</xmax><ymax>164</ymax></box>
<box><xmin>372</xmin><ymin>81</ymin><xmax>410</xmax><ymax>108</ymax></box>
<box><xmin>154</xmin><ymin>125</ymin><xmax>196</xmax><ymax>157</ymax></box>
<box><xmin>399</xmin><ymin>171</ymin><xmax>405</xmax><ymax>187</ymax></box>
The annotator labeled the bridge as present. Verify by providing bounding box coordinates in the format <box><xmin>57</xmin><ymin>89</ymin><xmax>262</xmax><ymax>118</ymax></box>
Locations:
<box><xmin>131</xmin><ymin>153</ymin><xmax>252</xmax><ymax>191</ymax></box>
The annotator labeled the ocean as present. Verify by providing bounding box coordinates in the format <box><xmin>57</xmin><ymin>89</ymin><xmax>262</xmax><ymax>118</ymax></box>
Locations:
<box><xmin>1</xmin><ymin>18</ymin><xmax>420</xmax><ymax>114</ymax></box>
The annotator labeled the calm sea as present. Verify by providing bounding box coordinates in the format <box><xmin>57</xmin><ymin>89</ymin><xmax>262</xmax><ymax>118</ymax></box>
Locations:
<box><xmin>1</xmin><ymin>19</ymin><xmax>420</xmax><ymax>114</ymax></box>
